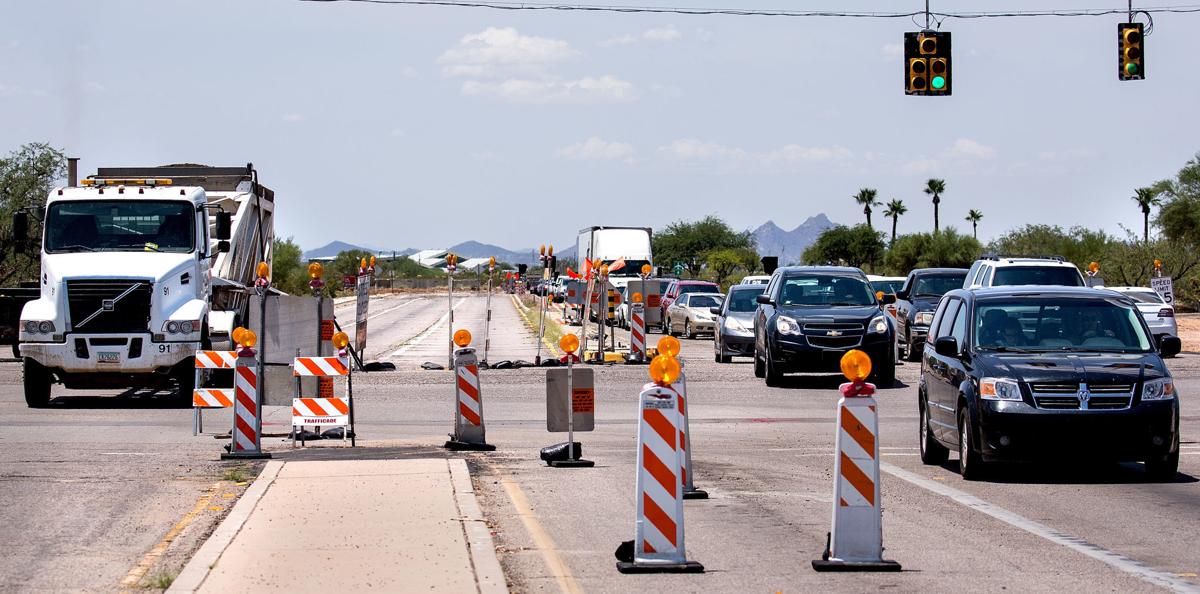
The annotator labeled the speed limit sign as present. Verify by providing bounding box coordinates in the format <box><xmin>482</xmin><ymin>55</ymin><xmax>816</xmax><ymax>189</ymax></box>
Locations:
<box><xmin>1151</xmin><ymin>276</ymin><xmax>1174</xmax><ymax>305</ymax></box>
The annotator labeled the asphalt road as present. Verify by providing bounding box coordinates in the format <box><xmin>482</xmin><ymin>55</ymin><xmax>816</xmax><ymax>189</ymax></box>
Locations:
<box><xmin>1</xmin><ymin>290</ymin><xmax>1197</xmax><ymax>592</ymax></box>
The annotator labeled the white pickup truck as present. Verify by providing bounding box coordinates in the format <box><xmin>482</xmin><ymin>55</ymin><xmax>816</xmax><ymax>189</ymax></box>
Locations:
<box><xmin>15</xmin><ymin>165</ymin><xmax>274</xmax><ymax>407</ymax></box>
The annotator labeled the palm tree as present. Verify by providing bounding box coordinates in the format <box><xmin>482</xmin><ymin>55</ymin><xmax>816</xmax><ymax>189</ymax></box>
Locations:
<box><xmin>1131</xmin><ymin>187</ymin><xmax>1161</xmax><ymax>244</ymax></box>
<box><xmin>854</xmin><ymin>187</ymin><xmax>881</xmax><ymax>229</ymax></box>
<box><xmin>965</xmin><ymin>209</ymin><xmax>983</xmax><ymax>239</ymax></box>
<box><xmin>883</xmin><ymin>199</ymin><xmax>907</xmax><ymax>245</ymax></box>
<box><xmin>924</xmin><ymin>178</ymin><xmax>946</xmax><ymax>233</ymax></box>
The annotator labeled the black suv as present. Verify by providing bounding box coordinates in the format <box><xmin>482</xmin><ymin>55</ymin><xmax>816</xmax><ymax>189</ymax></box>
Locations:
<box><xmin>918</xmin><ymin>286</ymin><xmax>1182</xmax><ymax>480</ymax></box>
<box><xmin>895</xmin><ymin>268</ymin><xmax>968</xmax><ymax>362</ymax></box>
<box><xmin>753</xmin><ymin>266</ymin><xmax>896</xmax><ymax>387</ymax></box>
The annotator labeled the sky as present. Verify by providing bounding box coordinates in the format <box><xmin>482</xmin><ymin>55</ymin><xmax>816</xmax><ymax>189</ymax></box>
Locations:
<box><xmin>3</xmin><ymin>0</ymin><xmax>1199</xmax><ymax>253</ymax></box>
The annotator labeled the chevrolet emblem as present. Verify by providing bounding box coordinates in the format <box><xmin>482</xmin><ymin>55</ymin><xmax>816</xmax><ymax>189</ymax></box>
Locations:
<box><xmin>826</xmin><ymin>330</ymin><xmax>842</xmax><ymax>337</ymax></box>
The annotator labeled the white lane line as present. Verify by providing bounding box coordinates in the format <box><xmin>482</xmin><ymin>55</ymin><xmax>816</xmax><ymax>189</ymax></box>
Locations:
<box><xmin>880</xmin><ymin>462</ymin><xmax>1200</xmax><ymax>593</ymax></box>
<box><xmin>366</xmin><ymin>297</ymin><xmax>424</xmax><ymax>322</ymax></box>
<box><xmin>389</xmin><ymin>297</ymin><xmax>467</xmax><ymax>357</ymax></box>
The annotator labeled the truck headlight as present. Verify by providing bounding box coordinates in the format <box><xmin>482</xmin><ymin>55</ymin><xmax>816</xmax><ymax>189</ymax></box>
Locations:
<box><xmin>915</xmin><ymin>311</ymin><xmax>934</xmax><ymax>326</ymax></box>
<box><xmin>1142</xmin><ymin>377</ymin><xmax>1175</xmax><ymax>401</ymax></box>
<box><xmin>163</xmin><ymin>320</ymin><xmax>201</xmax><ymax>335</ymax></box>
<box><xmin>23</xmin><ymin>320</ymin><xmax>56</xmax><ymax>334</ymax></box>
<box><xmin>775</xmin><ymin>315</ymin><xmax>801</xmax><ymax>335</ymax></box>
<box><xmin>868</xmin><ymin>315</ymin><xmax>888</xmax><ymax>334</ymax></box>
<box><xmin>980</xmin><ymin>377</ymin><xmax>1022</xmax><ymax>401</ymax></box>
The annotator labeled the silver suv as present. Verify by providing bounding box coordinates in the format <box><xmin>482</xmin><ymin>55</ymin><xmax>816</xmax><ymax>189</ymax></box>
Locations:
<box><xmin>964</xmin><ymin>255</ymin><xmax>1086</xmax><ymax>289</ymax></box>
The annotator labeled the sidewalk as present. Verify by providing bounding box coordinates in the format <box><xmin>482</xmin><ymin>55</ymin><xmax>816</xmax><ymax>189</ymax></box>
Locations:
<box><xmin>169</xmin><ymin>458</ymin><xmax>507</xmax><ymax>594</ymax></box>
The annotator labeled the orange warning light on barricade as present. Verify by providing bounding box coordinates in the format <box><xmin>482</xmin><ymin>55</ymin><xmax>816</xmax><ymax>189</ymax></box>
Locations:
<box><xmin>256</xmin><ymin>262</ymin><xmax>269</xmax><ymax>279</ymax></box>
<box><xmin>331</xmin><ymin>331</ymin><xmax>350</xmax><ymax>350</ymax></box>
<box><xmin>649</xmin><ymin>354</ymin><xmax>681</xmax><ymax>386</ymax></box>
<box><xmin>641</xmin><ymin>263</ymin><xmax>652</xmax><ymax>276</ymax></box>
<box><xmin>232</xmin><ymin>326</ymin><xmax>247</xmax><ymax>346</ymax></box>
<box><xmin>600</xmin><ymin>264</ymin><xmax>609</xmax><ymax>277</ymax></box>
<box><xmin>1155</xmin><ymin>259</ymin><xmax>1163</xmax><ymax>268</ymax></box>
<box><xmin>657</xmin><ymin>335</ymin><xmax>681</xmax><ymax>358</ymax></box>
<box><xmin>370</xmin><ymin>255</ymin><xmax>377</xmax><ymax>269</ymax></box>
<box><xmin>453</xmin><ymin>329</ymin><xmax>472</xmax><ymax>347</ymax></box>
<box><xmin>632</xmin><ymin>292</ymin><xmax>643</xmax><ymax>304</ymax></box>
<box><xmin>875</xmin><ymin>290</ymin><xmax>885</xmax><ymax>301</ymax></box>
<box><xmin>240</xmin><ymin>329</ymin><xmax>258</xmax><ymax>349</ymax></box>
<box><xmin>1088</xmin><ymin>261</ymin><xmax>1100</xmax><ymax>274</ymax></box>
<box><xmin>539</xmin><ymin>244</ymin><xmax>546</xmax><ymax>256</ymax></box>
<box><xmin>840</xmin><ymin>349</ymin><xmax>872</xmax><ymax>383</ymax></box>
<box><xmin>308</xmin><ymin>262</ymin><xmax>324</xmax><ymax>280</ymax></box>
<box><xmin>547</xmin><ymin>244</ymin><xmax>554</xmax><ymax>256</ymax></box>
<box><xmin>489</xmin><ymin>256</ymin><xmax>496</xmax><ymax>268</ymax></box>
<box><xmin>559</xmin><ymin>333</ymin><xmax>579</xmax><ymax>354</ymax></box>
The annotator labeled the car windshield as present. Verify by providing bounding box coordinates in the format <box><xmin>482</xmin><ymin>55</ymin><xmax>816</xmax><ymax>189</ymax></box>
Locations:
<box><xmin>778</xmin><ymin>275</ymin><xmax>876</xmax><ymax>307</ymax></box>
<box><xmin>687</xmin><ymin>295</ymin><xmax>723</xmax><ymax>308</ymax></box>
<box><xmin>992</xmin><ymin>266</ymin><xmax>1084</xmax><ymax>287</ymax></box>
<box><xmin>871</xmin><ymin>280</ymin><xmax>904</xmax><ymax>294</ymax></box>
<box><xmin>728</xmin><ymin>287</ymin><xmax>765</xmax><ymax>312</ymax></box>
<box><xmin>1119</xmin><ymin>291</ymin><xmax>1164</xmax><ymax>304</ymax></box>
<box><xmin>912</xmin><ymin>274</ymin><xmax>967</xmax><ymax>296</ymax></box>
<box><xmin>45</xmin><ymin>200</ymin><xmax>195</xmax><ymax>254</ymax></box>
<box><xmin>678</xmin><ymin>283</ymin><xmax>719</xmax><ymax>296</ymax></box>
<box><xmin>974</xmin><ymin>298</ymin><xmax>1152</xmax><ymax>353</ymax></box>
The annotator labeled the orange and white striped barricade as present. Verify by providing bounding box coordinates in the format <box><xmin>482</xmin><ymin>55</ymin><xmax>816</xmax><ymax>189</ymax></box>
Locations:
<box><xmin>444</xmin><ymin>347</ymin><xmax>496</xmax><ymax>451</ymax></box>
<box><xmin>672</xmin><ymin>361</ymin><xmax>708</xmax><ymax>500</ymax></box>
<box><xmin>616</xmin><ymin>382</ymin><xmax>703</xmax><ymax>574</ymax></box>
<box><xmin>291</xmin><ymin>355</ymin><xmax>355</xmax><ymax>447</ymax></box>
<box><xmin>812</xmin><ymin>380</ymin><xmax>901</xmax><ymax>572</ymax></box>
<box><xmin>628</xmin><ymin>301</ymin><xmax>647</xmax><ymax>363</ymax></box>
<box><xmin>192</xmin><ymin>350</ymin><xmax>236</xmax><ymax>436</ymax></box>
<box><xmin>222</xmin><ymin>348</ymin><xmax>270</xmax><ymax>460</ymax></box>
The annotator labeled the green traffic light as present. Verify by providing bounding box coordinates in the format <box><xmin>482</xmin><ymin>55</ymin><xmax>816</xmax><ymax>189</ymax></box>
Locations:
<box><xmin>1125</xmin><ymin>62</ymin><xmax>1139</xmax><ymax>75</ymax></box>
<box><xmin>931</xmin><ymin>76</ymin><xmax>946</xmax><ymax>90</ymax></box>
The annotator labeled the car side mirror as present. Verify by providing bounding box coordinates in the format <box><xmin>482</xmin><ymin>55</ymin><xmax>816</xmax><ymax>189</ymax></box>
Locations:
<box><xmin>709</xmin><ymin>307</ymin><xmax>721</xmax><ymax>316</ymax></box>
<box><xmin>895</xmin><ymin>290</ymin><xmax>908</xmax><ymax>301</ymax></box>
<box><xmin>215</xmin><ymin>211</ymin><xmax>232</xmax><ymax>240</ymax></box>
<box><xmin>880</xmin><ymin>293</ymin><xmax>897</xmax><ymax>305</ymax></box>
<box><xmin>934</xmin><ymin>336</ymin><xmax>960</xmax><ymax>357</ymax></box>
<box><xmin>12</xmin><ymin>212</ymin><xmax>29</xmax><ymax>244</ymax></box>
<box><xmin>756</xmin><ymin>294</ymin><xmax>773</xmax><ymax>305</ymax></box>
<box><xmin>1158</xmin><ymin>335</ymin><xmax>1182</xmax><ymax>358</ymax></box>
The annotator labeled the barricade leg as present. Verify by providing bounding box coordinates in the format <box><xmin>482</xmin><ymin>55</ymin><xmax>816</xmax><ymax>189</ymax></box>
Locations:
<box><xmin>616</xmin><ymin>383</ymin><xmax>703</xmax><ymax>574</ymax></box>
<box><xmin>222</xmin><ymin>349</ymin><xmax>270</xmax><ymax>460</ymax></box>
<box><xmin>444</xmin><ymin>347</ymin><xmax>496</xmax><ymax>451</ymax></box>
<box><xmin>812</xmin><ymin>394</ymin><xmax>900</xmax><ymax>571</ymax></box>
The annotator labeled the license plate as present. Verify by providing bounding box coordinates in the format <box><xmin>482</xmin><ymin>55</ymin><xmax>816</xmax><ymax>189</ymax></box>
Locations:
<box><xmin>97</xmin><ymin>352</ymin><xmax>120</xmax><ymax>363</ymax></box>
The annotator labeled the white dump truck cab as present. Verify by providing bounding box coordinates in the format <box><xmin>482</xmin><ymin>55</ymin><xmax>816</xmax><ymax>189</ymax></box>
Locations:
<box><xmin>17</xmin><ymin>165</ymin><xmax>274</xmax><ymax>407</ymax></box>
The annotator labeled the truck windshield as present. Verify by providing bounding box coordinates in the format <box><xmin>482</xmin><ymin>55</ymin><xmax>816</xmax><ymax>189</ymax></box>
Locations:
<box><xmin>45</xmin><ymin>200</ymin><xmax>195</xmax><ymax>254</ymax></box>
<box><xmin>975</xmin><ymin>298</ymin><xmax>1152</xmax><ymax>353</ymax></box>
<box><xmin>912</xmin><ymin>274</ymin><xmax>967</xmax><ymax>296</ymax></box>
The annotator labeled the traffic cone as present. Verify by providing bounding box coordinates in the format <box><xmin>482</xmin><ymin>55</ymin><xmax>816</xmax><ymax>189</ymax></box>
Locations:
<box><xmin>222</xmin><ymin>343</ymin><xmax>270</xmax><ymax>460</ymax></box>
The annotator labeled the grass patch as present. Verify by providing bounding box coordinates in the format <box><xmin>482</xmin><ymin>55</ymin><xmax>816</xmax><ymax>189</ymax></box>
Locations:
<box><xmin>514</xmin><ymin>295</ymin><xmax>565</xmax><ymax>356</ymax></box>
<box><xmin>146</xmin><ymin>571</ymin><xmax>177</xmax><ymax>590</ymax></box>
<box><xmin>221</xmin><ymin>465</ymin><xmax>250</xmax><ymax>483</ymax></box>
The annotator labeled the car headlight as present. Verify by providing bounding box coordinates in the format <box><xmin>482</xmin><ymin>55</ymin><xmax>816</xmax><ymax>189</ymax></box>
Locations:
<box><xmin>868</xmin><ymin>315</ymin><xmax>888</xmax><ymax>334</ymax></box>
<box><xmin>776</xmin><ymin>315</ymin><xmax>801</xmax><ymax>335</ymax></box>
<box><xmin>915</xmin><ymin>312</ymin><xmax>934</xmax><ymax>326</ymax></box>
<box><xmin>727</xmin><ymin>318</ymin><xmax>748</xmax><ymax>333</ymax></box>
<box><xmin>1142</xmin><ymin>377</ymin><xmax>1175</xmax><ymax>401</ymax></box>
<box><xmin>980</xmin><ymin>377</ymin><xmax>1022</xmax><ymax>401</ymax></box>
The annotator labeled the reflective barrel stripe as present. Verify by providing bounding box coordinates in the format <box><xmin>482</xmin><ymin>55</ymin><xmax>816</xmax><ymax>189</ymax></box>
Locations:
<box><xmin>630</xmin><ymin>303</ymin><xmax>646</xmax><ymax>359</ymax></box>
<box><xmin>457</xmin><ymin>364</ymin><xmax>482</xmax><ymax>426</ymax></box>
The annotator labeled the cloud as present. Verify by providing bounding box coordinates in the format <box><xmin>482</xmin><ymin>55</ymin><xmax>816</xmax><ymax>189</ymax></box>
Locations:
<box><xmin>658</xmin><ymin>138</ymin><xmax>748</xmax><ymax>162</ymax></box>
<box><xmin>947</xmin><ymin>138</ymin><xmax>996</xmax><ymax>159</ymax></box>
<box><xmin>901</xmin><ymin>157</ymin><xmax>942</xmax><ymax>174</ymax></box>
<box><xmin>764</xmin><ymin>144</ymin><xmax>853</xmax><ymax>163</ymax></box>
<box><xmin>461</xmin><ymin>75</ymin><xmax>636</xmax><ymax>104</ymax></box>
<box><xmin>599</xmin><ymin>34</ymin><xmax>637</xmax><ymax>47</ymax></box>
<box><xmin>438</xmin><ymin>27</ymin><xmax>577</xmax><ymax>78</ymax></box>
<box><xmin>642</xmin><ymin>25</ymin><xmax>682</xmax><ymax>42</ymax></box>
<box><xmin>557</xmin><ymin>137</ymin><xmax>636</xmax><ymax>161</ymax></box>
<box><xmin>882</xmin><ymin>43</ymin><xmax>903</xmax><ymax>58</ymax></box>
<box><xmin>658</xmin><ymin>139</ymin><xmax>852</xmax><ymax>171</ymax></box>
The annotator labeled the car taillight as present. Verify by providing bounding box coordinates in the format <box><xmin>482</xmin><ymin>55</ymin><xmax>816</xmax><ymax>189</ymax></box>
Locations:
<box><xmin>1158</xmin><ymin>308</ymin><xmax>1174</xmax><ymax>318</ymax></box>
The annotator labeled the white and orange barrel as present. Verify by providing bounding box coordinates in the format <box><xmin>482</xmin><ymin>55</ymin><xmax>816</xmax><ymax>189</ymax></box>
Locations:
<box><xmin>669</xmin><ymin>361</ymin><xmax>706</xmax><ymax>499</ymax></box>
<box><xmin>633</xmin><ymin>383</ymin><xmax>689</xmax><ymax>565</ymax></box>
<box><xmin>444</xmin><ymin>346</ymin><xmax>495</xmax><ymax>451</ymax></box>
<box><xmin>229</xmin><ymin>350</ymin><xmax>264</xmax><ymax>456</ymax></box>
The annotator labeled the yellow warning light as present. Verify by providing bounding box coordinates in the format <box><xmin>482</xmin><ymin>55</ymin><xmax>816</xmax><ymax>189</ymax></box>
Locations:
<box><xmin>559</xmin><ymin>333</ymin><xmax>579</xmax><ymax>354</ymax></box>
<box><xmin>489</xmin><ymin>256</ymin><xmax>496</xmax><ymax>267</ymax></box>
<box><xmin>875</xmin><ymin>290</ymin><xmax>885</xmax><ymax>301</ymax></box>
<box><xmin>649</xmin><ymin>354</ymin><xmax>682</xmax><ymax>386</ymax></box>
<box><xmin>1154</xmin><ymin>259</ymin><xmax>1162</xmax><ymax>268</ymax></box>
<box><xmin>547</xmin><ymin>244</ymin><xmax>554</xmax><ymax>256</ymax></box>
<box><xmin>600</xmin><ymin>264</ymin><xmax>610</xmax><ymax>276</ymax></box>
<box><xmin>256</xmin><ymin>262</ymin><xmax>269</xmax><ymax>279</ymax></box>
<box><xmin>240</xmin><ymin>329</ymin><xmax>258</xmax><ymax>349</ymax></box>
<box><xmin>232</xmin><ymin>326</ymin><xmax>247</xmax><ymax>346</ymax></box>
<box><xmin>840</xmin><ymin>349</ymin><xmax>872</xmax><ymax>383</ymax></box>
<box><xmin>632</xmin><ymin>292</ymin><xmax>643</xmax><ymax>304</ymax></box>
<box><xmin>656</xmin><ymin>335</ymin><xmax>681</xmax><ymax>358</ymax></box>
<box><xmin>307</xmin><ymin>262</ymin><xmax>324</xmax><ymax>280</ymax></box>
<box><xmin>453</xmin><ymin>329</ymin><xmax>472</xmax><ymax>347</ymax></box>
<box><xmin>1088</xmin><ymin>261</ymin><xmax>1100</xmax><ymax>273</ymax></box>
<box><xmin>370</xmin><ymin>255</ymin><xmax>377</xmax><ymax>268</ymax></box>
<box><xmin>539</xmin><ymin>244</ymin><xmax>546</xmax><ymax>256</ymax></box>
<box><xmin>360</xmin><ymin>257</ymin><xmax>368</xmax><ymax>270</ymax></box>
<box><xmin>641</xmin><ymin>264</ymin><xmax>652</xmax><ymax>276</ymax></box>
<box><xmin>331</xmin><ymin>331</ymin><xmax>350</xmax><ymax>349</ymax></box>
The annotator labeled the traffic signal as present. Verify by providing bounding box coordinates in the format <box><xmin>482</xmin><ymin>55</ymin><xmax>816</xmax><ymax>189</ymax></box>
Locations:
<box><xmin>904</xmin><ymin>31</ymin><xmax>952</xmax><ymax>96</ymax></box>
<box><xmin>1118</xmin><ymin>23</ymin><xmax>1144</xmax><ymax>80</ymax></box>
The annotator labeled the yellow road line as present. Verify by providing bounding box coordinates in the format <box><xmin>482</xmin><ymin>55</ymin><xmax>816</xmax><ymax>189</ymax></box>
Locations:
<box><xmin>500</xmin><ymin>477</ymin><xmax>584</xmax><ymax>594</ymax></box>
<box><xmin>119</xmin><ymin>481</ymin><xmax>223</xmax><ymax>590</ymax></box>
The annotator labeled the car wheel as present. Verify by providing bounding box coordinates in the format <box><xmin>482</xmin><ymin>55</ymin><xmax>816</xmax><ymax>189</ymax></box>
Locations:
<box><xmin>905</xmin><ymin>330</ymin><xmax>921</xmax><ymax>363</ymax></box>
<box><xmin>753</xmin><ymin>348</ymin><xmax>766</xmax><ymax>378</ymax></box>
<box><xmin>1145</xmin><ymin>434</ymin><xmax>1180</xmax><ymax>481</ymax></box>
<box><xmin>919</xmin><ymin>395</ymin><xmax>949</xmax><ymax>465</ymax></box>
<box><xmin>684</xmin><ymin>320</ymin><xmax>693</xmax><ymax>339</ymax></box>
<box><xmin>764</xmin><ymin>350</ymin><xmax>783</xmax><ymax>387</ymax></box>
<box><xmin>23</xmin><ymin>358</ymin><xmax>51</xmax><ymax>408</ymax></box>
<box><xmin>958</xmin><ymin>407</ymin><xmax>986</xmax><ymax>480</ymax></box>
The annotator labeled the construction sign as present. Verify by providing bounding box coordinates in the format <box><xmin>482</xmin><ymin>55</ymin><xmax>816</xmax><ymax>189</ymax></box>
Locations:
<box><xmin>355</xmin><ymin>273</ymin><xmax>370</xmax><ymax>354</ymax></box>
<box><xmin>545</xmin><ymin>367</ymin><xmax>595</xmax><ymax>432</ymax></box>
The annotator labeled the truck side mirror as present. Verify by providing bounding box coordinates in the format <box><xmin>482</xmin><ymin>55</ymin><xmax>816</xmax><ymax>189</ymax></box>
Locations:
<box><xmin>12</xmin><ymin>212</ymin><xmax>28</xmax><ymax>244</ymax></box>
<box><xmin>217</xmin><ymin>240</ymin><xmax>230</xmax><ymax>253</ymax></box>
<box><xmin>895</xmin><ymin>290</ymin><xmax>908</xmax><ymax>301</ymax></box>
<box><xmin>215</xmin><ymin>211</ymin><xmax>232</xmax><ymax>241</ymax></box>
<box><xmin>1158</xmin><ymin>335</ymin><xmax>1182</xmax><ymax>358</ymax></box>
<box><xmin>756</xmin><ymin>294</ymin><xmax>773</xmax><ymax>305</ymax></box>
<box><xmin>880</xmin><ymin>293</ymin><xmax>897</xmax><ymax>305</ymax></box>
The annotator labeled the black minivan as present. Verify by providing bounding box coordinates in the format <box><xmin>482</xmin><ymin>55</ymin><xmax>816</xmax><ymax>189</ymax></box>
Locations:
<box><xmin>918</xmin><ymin>286</ymin><xmax>1182</xmax><ymax>480</ymax></box>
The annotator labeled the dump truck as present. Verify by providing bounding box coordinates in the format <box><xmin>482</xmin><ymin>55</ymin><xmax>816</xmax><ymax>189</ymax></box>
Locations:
<box><xmin>14</xmin><ymin>164</ymin><xmax>274</xmax><ymax>407</ymax></box>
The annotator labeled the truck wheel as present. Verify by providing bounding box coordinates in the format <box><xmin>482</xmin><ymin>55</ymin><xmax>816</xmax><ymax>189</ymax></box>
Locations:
<box><xmin>23</xmin><ymin>358</ymin><xmax>51</xmax><ymax>408</ymax></box>
<box><xmin>905</xmin><ymin>331</ymin><xmax>921</xmax><ymax>363</ymax></box>
<box><xmin>174</xmin><ymin>363</ymin><xmax>196</xmax><ymax>404</ymax></box>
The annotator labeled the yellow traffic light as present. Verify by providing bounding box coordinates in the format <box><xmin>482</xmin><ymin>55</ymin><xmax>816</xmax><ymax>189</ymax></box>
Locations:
<box><xmin>1119</xmin><ymin>23</ymin><xmax>1144</xmax><ymax>80</ymax></box>
<box><xmin>905</xmin><ymin>31</ymin><xmax>951</xmax><ymax>95</ymax></box>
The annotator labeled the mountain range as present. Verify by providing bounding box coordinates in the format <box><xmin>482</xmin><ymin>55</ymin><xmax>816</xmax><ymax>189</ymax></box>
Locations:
<box><xmin>751</xmin><ymin>214</ymin><xmax>838</xmax><ymax>264</ymax></box>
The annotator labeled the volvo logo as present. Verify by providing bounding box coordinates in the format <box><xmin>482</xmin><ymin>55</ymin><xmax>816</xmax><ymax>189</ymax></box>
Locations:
<box><xmin>102</xmin><ymin>299</ymin><xmax>115</xmax><ymax>312</ymax></box>
<box><xmin>826</xmin><ymin>330</ymin><xmax>843</xmax><ymax>337</ymax></box>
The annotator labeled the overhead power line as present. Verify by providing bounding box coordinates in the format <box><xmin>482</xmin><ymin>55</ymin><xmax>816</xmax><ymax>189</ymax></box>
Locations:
<box><xmin>298</xmin><ymin>0</ymin><xmax>1200</xmax><ymax>20</ymax></box>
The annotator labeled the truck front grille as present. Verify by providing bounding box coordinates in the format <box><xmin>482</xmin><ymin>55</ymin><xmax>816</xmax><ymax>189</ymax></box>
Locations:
<box><xmin>66</xmin><ymin>280</ymin><xmax>152</xmax><ymax>334</ymax></box>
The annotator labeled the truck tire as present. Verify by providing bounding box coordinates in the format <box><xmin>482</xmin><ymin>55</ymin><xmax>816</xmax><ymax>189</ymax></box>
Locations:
<box><xmin>174</xmin><ymin>362</ymin><xmax>196</xmax><ymax>405</ymax></box>
<box><xmin>905</xmin><ymin>330</ymin><xmax>921</xmax><ymax>363</ymax></box>
<box><xmin>23</xmin><ymin>358</ymin><xmax>51</xmax><ymax>408</ymax></box>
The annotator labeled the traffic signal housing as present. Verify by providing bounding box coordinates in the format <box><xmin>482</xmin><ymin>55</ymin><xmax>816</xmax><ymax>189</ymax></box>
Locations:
<box><xmin>904</xmin><ymin>31</ymin><xmax>952</xmax><ymax>96</ymax></box>
<box><xmin>1118</xmin><ymin>23</ymin><xmax>1144</xmax><ymax>80</ymax></box>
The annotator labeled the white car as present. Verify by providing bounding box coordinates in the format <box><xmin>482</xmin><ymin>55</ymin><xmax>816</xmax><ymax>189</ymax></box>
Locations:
<box><xmin>739</xmin><ymin>275</ymin><xmax>771</xmax><ymax>285</ymax></box>
<box><xmin>964</xmin><ymin>255</ymin><xmax>1087</xmax><ymax>289</ymax></box>
<box><xmin>1107</xmin><ymin>286</ymin><xmax>1178</xmax><ymax>340</ymax></box>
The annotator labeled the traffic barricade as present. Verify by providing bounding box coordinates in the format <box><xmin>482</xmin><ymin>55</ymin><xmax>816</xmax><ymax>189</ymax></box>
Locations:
<box><xmin>291</xmin><ymin>331</ymin><xmax>356</xmax><ymax>447</ymax></box>
<box><xmin>222</xmin><ymin>327</ymin><xmax>270</xmax><ymax>460</ymax></box>
<box><xmin>541</xmin><ymin>334</ymin><xmax>594</xmax><ymax>467</ymax></box>
<box><xmin>660</xmin><ymin>337</ymin><xmax>707</xmax><ymax>500</ymax></box>
<box><xmin>627</xmin><ymin>293</ymin><xmax>647</xmax><ymax>364</ymax></box>
<box><xmin>616</xmin><ymin>350</ymin><xmax>703</xmax><ymax>574</ymax></box>
<box><xmin>192</xmin><ymin>350</ymin><xmax>236</xmax><ymax>435</ymax></box>
<box><xmin>445</xmin><ymin>329</ymin><xmax>496</xmax><ymax>451</ymax></box>
<box><xmin>812</xmin><ymin>350</ymin><xmax>901</xmax><ymax>572</ymax></box>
